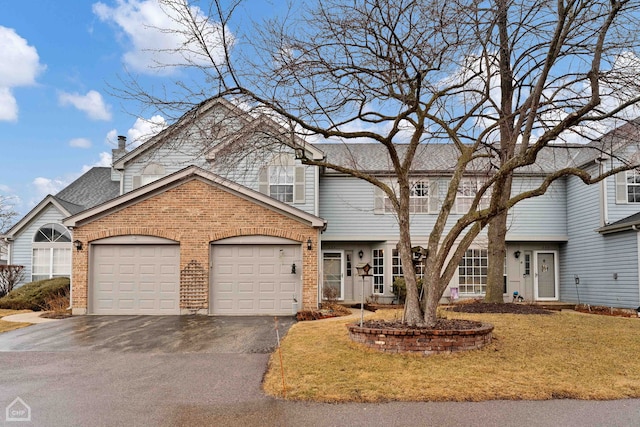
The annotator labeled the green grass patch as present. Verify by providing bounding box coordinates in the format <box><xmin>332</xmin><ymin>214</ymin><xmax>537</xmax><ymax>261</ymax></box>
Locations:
<box><xmin>0</xmin><ymin>277</ymin><xmax>70</xmax><ymax>311</ymax></box>
<box><xmin>264</xmin><ymin>309</ymin><xmax>640</xmax><ymax>402</ymax></box>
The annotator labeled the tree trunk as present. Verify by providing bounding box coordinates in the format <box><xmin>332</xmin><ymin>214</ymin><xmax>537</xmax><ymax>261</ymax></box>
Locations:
<box><xmin>485</xmin><ymin>209</ymin><xmax>508</xmax><ymax>303</ymax></box>
<box><xmin>397</xmin><ymin>201</ymin><xmax>422</xmax><ymax>325</ymax></box>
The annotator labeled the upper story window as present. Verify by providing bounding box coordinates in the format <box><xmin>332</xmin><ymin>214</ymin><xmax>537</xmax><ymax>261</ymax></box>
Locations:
<box><xmin>375</xmin><ymin>180</ymin><xmax>435</xmax><ymax>214</ymax></box>
<box><xmin>32</xmin><ymin>223</ymin><xmax>71</xmax><ymax>282</ymax></box>
<box><xmin>617</xmin><ymin>170</ymin><xmax>640</xmax><ymax>203</ymax></box>
<box><xmin>269</xmin><ymin>165</ymin><xmax>294</xmax><ymax>203</ymax></box>
<box><xmin>456</xmin><ymin>179</ymin><xmax>489</xmax><ymax>213</ymax></box>
<box><xmin>133</xmin><ymin>163</ymin><xmax>166</xmax><ymax>190</ymax></box>
<box><xmin>259</xmin><ymin>154</ymin><xmax>306</xmax><ymax>204</ymax></box>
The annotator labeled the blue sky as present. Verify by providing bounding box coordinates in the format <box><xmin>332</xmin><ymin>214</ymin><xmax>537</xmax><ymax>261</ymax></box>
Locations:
<box><xmin>0</xmin><ymin>0</ymin><xmax>280</xmax><ymax>216</ymax></box>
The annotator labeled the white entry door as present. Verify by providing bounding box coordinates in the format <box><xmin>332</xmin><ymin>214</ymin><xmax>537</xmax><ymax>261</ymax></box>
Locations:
<box><xmin>534</xmin><ymin>251</ymin><xmax>559</xmax><ymax>301</ymax></box>
<box><xmin>322</xmin><ymin>251</ymin><xmax>344</xmax><ymax>300</ymax></box>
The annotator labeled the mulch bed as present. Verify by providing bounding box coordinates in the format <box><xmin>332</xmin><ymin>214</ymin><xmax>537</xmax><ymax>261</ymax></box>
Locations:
<box><xmin>449</xmin><ymin>302</ymin><xmax>554</xmax><ymax>315</ymax></box>
<box><xmin>574</xmin><ymin>304</ymin><xmax>639</xmax><ymax>318</ymax></box>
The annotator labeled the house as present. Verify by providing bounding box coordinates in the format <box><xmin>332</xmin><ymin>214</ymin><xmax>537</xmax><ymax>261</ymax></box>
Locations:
<box><xmin>3</xmin><ymin>98</ymin><xmax>640</xmax><ymax>315</ymax></box>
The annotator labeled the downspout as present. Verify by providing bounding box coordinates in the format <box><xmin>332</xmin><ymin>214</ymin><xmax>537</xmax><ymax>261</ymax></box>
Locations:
<box><xmin>634</xmin><ymin>225</ymin><xmax>640</xmax><ymax>309</ymax></box>
<box><xmin>67</xmin><ymin>228</ymin><xmax>74</xmax><ymax>311</ymax></box>
<box><xmin>597</xmin><ymin>159</ymin><xmax>609</xmax><ymax>225</ymax></box>
<box><xmin>119</xmin><ymin>170</ymin><xmax>125</xmax><ymax>195</ymax></box>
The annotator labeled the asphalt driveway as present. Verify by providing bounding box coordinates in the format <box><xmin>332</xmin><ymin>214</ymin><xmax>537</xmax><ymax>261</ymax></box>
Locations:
<box><xmin>0</xmin><ymin>315</ymin><xmax>295</xmax><ymax>353</ymax></box>
<box><xmin>1</xmin><ymin>316</ymin><xmax>640</xmax><ymax>426</ymax></box>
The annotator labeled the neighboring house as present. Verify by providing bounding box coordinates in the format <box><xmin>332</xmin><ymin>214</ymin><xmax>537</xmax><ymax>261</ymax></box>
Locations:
<box><xmin>3</xmin><ymin>98</ymin><xmax>640</xmax><ymax>315</ymax></box>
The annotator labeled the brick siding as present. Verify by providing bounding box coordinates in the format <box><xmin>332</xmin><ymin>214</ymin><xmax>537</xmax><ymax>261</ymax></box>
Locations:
<box><xmin>71</xmin><ymin>178</ymin><xmax>319</xmax><ymax>312</ymax></box>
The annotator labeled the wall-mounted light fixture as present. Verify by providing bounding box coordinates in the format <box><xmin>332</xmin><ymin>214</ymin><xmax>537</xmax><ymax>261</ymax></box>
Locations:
<box><xmin>514</xmin><ymin>250</ymin><xmax>521</xmax><ymax>259</ymax></box>
<box><xmin>358</xmin><ymin>250</ymin><xmax>364</xmax><ymax>259</ymax></box>
<box><xmin>73</xmin><ymin>240</ymin><xmax>83</xmax><ymax>251</ymax></box>
<box><xmin>306</xmin><ymin>237</ymin><xmax>313</xmax><ymax>251</ymax></box>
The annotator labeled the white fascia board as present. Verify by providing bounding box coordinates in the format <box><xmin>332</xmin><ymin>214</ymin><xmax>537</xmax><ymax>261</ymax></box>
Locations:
<box><xmin>4</xmin><ymin>196</ymin><xmax>71</xmax><ymax>238</ymax></box>
<box><xmin>64</xmin><ymin>166</ymin><xmax>326</xmax><ymax>229</ymax></box>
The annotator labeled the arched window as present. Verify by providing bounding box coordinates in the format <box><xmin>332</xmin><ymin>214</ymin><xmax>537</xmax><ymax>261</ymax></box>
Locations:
<box><xmin>32</xmin><ymin>223</ymin><xmax>71</xmax><ymax>282</ymax></box>
<box><xmin>141</xmin><ymin>163</ymin><xmax>166</xmax><ymax>186</ymax></box>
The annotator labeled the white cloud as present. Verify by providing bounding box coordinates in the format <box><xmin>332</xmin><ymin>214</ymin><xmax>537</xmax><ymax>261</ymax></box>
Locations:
<box><xmin>0</xmin><ymin>26</ymin><xmax>44</xmax><ymax>122</ymax></box>
<box><xmin>0</xmin><ymin>87</ymin><xmax>18</xmax><ymax>121</ymax></box>
<box><xmin>127</xmin><ymin>115</ymin><xmax>166</xmax><ymax>147</ymax></box>
<box><xmin>81</xmin><ymin>152</ymin><xmax>113</xmax><ymax>172</ymax></box>
<box><xmin>32</xmin><ymin>177</ymin><xmax>68</xmax><ymax>199</ymax></box>
<box><xmin>59</xmin><ymin>90</ymin><xmax>112</xmax><ymax>121</ymax></box>
<box><xmin>93</xmin><ymin>0</ymin><xmax>231</xmax><ymax>75</ymax></box>
<box><xmin>69</xmin><ymin>138</ymin><xmax>92</xmax><ymax>148</ymax></box>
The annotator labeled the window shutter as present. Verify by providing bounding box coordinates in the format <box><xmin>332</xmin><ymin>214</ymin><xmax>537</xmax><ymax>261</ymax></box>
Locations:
<box><xmin>615</xmin><ymin>172</ymin><xmax>628</xmax><ymax>204</ymax></box>
<box><xmin>429</xmin><ymin>181</ymin><xmax>439</xmax><ymax>213</ymax></box>
<box><xmin>373</xmin><ymin>186</ymin><xmax>385</xmax><ymax>214</ymax></box>
<box><xmin>258</xmin><ymin>167</ymin><xmax>269</xmax><ymax>195</ymax></box>
<box><xmin>294</xmin><ymin>166</ymin><xmax>305</xmax><ymax>204</ymax></box>
<box><xmin>132</xmin><ymin>175</ymin><xmax>141</xmax><ymax>190</ymax></box>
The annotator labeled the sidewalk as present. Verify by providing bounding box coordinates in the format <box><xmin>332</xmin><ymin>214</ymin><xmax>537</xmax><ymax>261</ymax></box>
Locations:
<box><xmin>2</xmin><ymin>311</ymin><xmax>61</xmax><ymax>324</ymax></box>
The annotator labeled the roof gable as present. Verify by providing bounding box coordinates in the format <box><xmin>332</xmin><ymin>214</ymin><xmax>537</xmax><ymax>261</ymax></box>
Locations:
<box><xmin>2</xmin><ymin>196</ymin><xmax>71</xmax><ymax>238</ymax></box>
<box><xmin>113</xmin><ymin>98</ymin><xmax>324</xmax><ymax>170</ymax></box>
<box><xmin>63</xmin><ymin>165</ymin><xmax>326</xmax><ymax>229</ymax></box>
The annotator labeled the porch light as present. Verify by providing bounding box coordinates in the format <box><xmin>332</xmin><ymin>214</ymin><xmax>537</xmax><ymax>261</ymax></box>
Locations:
<box><xmin>358</xmin><ymin>250</ymin><xmax>364</xmax><ymax>259</ymax></box>
<box><xmin>73</xmin><ymin>240</ymin><xmax>83</xmax><ymax>251</ymax></box>
<box><xmin>514</xmin><ymin>250</ymin><xmax>521</xmax><ymax>259</ymax></box>
<box><xmin>306</xmin><ymin>237</ymin><xmax>313</xmax><ymax>251</ymax></box>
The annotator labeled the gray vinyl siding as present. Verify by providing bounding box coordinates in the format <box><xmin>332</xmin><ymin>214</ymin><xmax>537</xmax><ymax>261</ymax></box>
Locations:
<box><xmin>561</xmin><ymin>172</ymin><xmax>640</xmax><ymax>308</ymax></box>
<box><xmin>606</xmin><ymin>152</ymin><xmax>640</xmax><ymax>223</ymax></box>
<box><xmin>9</xmin><ymin>205</ymin><xmax>69</xmax><ymax>286</ymax></box>
<box><xmin>507</xmin><ymin>177</ymin><xmax>567</xmax><ymax>238</ymax></box>
<box><xmin>319</xmin><ymin>175</ymin><xmax>567</xmax><ymax>240</ymax></box>
<box><xmin>123</xmin><ymin>142</ymin><xmax>318</xmax><ymax>215</ymax></box>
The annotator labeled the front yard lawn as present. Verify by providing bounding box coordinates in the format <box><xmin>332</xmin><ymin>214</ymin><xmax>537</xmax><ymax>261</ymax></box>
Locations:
<box><xmin>263</xmin><ymin>309</ymin><xmax>640</xmax><ymax>402</ymax></box>
<box><xmin>0</xmin><ymin>309</ymin><xmax>32</xmax><ymax>334</ymax></box>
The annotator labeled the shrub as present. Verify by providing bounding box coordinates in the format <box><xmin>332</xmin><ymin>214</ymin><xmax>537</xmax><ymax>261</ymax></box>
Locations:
<box><xmin>392</xmin><ymin>277</ymin><xmax>423</xmax><ymax>304</ymax></box>
<box><xmin>0</xmin><ymin>277</ymin><xmax>70</xmax><ymax>311</ymax></box>
<box><xmin>0</xmin><ymin>265</ymin><xmax>25</xmax><ymax>298</ymax></box>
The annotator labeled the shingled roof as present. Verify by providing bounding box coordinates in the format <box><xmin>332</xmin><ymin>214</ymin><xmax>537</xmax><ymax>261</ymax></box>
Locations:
<box><xmin>315</xmin><ymin>142</ymin><xmax>584</xmax><ymax>175</ymax></box>
<box><xmin>54</xmin><ymin>167</ymin><xmax>120</xmax><ymax>214</ymax></box>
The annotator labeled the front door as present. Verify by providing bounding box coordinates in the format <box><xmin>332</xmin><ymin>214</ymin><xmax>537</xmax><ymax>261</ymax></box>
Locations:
<box><xmin>534</xmin><ymin>251</ymin><xmax>558</xmax><ymax>301</ymax></box>
<box><xmin>322</xmin><ymin>251</ymin><xmax>344</xmax><ymax>300</ymax></box>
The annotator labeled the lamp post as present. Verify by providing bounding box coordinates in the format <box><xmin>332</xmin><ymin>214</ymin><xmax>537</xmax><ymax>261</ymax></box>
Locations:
<box><xmin>356</xmin><ymin>262</ymin><xmax>372</xmax><ymax>327</ymax></box>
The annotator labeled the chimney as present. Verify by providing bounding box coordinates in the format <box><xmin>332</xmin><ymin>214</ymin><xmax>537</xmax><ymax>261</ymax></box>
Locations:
<box><xmin>112</xmin><ymin>135</ymin><xmax>128</xmax><ymax>161</ymax></box>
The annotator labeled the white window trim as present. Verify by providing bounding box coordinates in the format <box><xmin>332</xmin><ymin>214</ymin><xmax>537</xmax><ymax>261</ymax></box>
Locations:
<box><xmin>372</xmin><ymin>248</ymin><xmax>385</xmax><ymax>295</ymax></box>
<box><xmin>458</xmin><ymin>248</ymin><xmax>488</xmax><ymax>295</ymax></box>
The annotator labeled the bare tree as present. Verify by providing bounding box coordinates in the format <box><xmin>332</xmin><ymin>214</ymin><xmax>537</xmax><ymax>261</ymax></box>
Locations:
<box><xmin>0</xmin><ymin>195</ymin><xmax>18</xmax><ymax>263</ymax></box>
<box><xmin>116</xmin><ymin>0</ymin><xmax>640</xmax><ymax>326</ymax></box>
<box><xmin>0</xmin><ymin>195</ymin><xmax>17</xmax><ymax>234</ymax></box>
<box><xmin>0</xmin><ymin>265</ymin><xmax>24</xmax><ymax>297</ymax></box>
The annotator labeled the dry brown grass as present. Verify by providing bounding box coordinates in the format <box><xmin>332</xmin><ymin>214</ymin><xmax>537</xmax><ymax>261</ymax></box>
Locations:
<box><xmin>263</xmin><ymin>309</ymin><xmax>640</xmax><ymax>402</ymax></box>
<box><xmin>0</xmin><ymin>309</ymin><xmax>32</xmax><ymax>333</ymax></box>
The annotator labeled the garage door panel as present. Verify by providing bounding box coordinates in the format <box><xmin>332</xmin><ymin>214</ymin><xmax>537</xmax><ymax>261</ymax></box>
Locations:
<box><xmin>91</xmin><ymin>245</ymin><xmax>180</xmax><ymax>315</ymax></box>
<box><xmin>211</xmin><ymin>244</ymin><xmax>300</xmax><ymax>315</ymax></box>
<box><xmin>238</xmin><ymin>247</ymin><xmax>254</xmax><ymax>257</ymax></box>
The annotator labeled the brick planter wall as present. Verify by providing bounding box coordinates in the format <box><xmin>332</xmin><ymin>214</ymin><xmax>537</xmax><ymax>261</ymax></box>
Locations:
<box><xmin>347</xmin><ymin>322</ymin><xmax>494</xmax><ymax>355</ymax></box>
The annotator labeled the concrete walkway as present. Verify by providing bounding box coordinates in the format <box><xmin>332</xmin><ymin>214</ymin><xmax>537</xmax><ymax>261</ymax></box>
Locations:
<box><xmin>2</xmin><ymin>311</ymin><xmax>62</xmax><ymax>323</ymax></box>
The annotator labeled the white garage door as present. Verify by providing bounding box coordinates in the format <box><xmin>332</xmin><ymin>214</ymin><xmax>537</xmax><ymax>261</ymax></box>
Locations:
<box><xmin>210</xmin><ymin>244</ymin><xmax>300</xmax><ymax>315</ymax></box>
<box><xmin>91</xmin><ymin>244</ymin><xmax>180</xmax><ymax>315</ymax></box>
